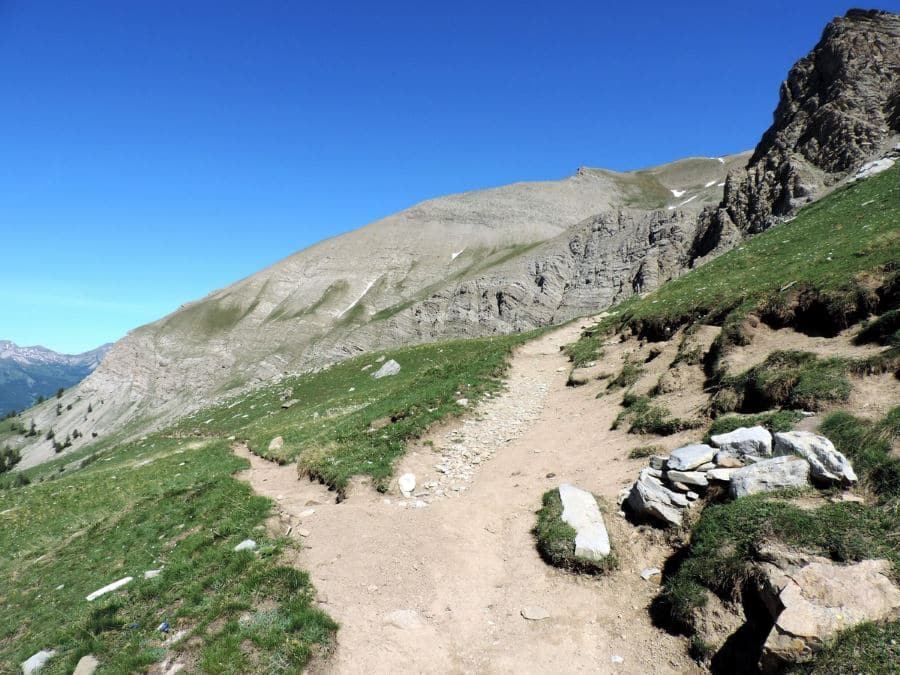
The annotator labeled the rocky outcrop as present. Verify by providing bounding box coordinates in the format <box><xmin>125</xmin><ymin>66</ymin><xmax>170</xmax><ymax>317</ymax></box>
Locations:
<box><xmin>692</xmin><ymin>9</ymin><xmax>900</xmax><ymax>259</ymax></box>
<box><xmin>757</xmin><ymin>548</ymin><xmax>900</xmax><ymax>671</ymax></box>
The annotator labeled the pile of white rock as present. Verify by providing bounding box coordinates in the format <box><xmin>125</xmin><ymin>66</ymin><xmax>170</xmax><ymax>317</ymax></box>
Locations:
<box><xmin>622</xmin><ymin>426</ymin><xmax>857</xmax><ymax>527</ymax></box>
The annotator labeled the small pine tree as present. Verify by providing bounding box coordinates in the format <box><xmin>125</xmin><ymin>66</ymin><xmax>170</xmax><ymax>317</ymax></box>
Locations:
<box><xmin>56</xmin><ymin>403</ymin><xmax>62</xmax><ymax>416</ymax></box>
<box><xmin>46</xmin><ymin>428</ymin><xmax>54</xmax><ymax>441</ymax></box>
<box><xmin>56</xmin><ymin>388</ymin><xmax>64</xmax><ymax>399</ymax></box>
<box><xmin>27</xmin><ymin>420</ymin><xmax>37</xmax><ymax>437</ymax></box>
<box><xmin>87</xmin><ymin>403</ymin><xmax>93</xmax><ymax>413</ymax></box>
<box><xmin>36</xmin><ymin>395</ymin><xmax>45</xmax><ymax>404</ymax></box>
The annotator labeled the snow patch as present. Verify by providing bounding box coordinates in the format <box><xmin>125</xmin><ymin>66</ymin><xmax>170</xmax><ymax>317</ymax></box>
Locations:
<box><xmin>717</xmin><ymin>157</ymin><xmax>725</xmax><ymax>164</ymax></box>
<box><xmin>670</xmin><ymin>189</ymin><xmax>686</xmax><ymax>198</ymax></box>
<box><xmin>451</xmin><ymin>248</ymin><xmax>465</xmax><ymax>260</ymax></box>
<box><xmin>717</xmin><ymin>182</ymin><xmax>726</xmax><ymax>187</ymax></box>
<box><xmin>667</xmin><ymin>194</ymin><xmax>699</xmax><ymax>210</ymax></box>
<box><xmin>337</xmin><ymin>279</ymin><xmax>377</xmax><ymax>318</ymax></box>
<box><xmin>704</xmin><ymin>180</ymin><xmax>717</xmax><ymax>188</ymax></box>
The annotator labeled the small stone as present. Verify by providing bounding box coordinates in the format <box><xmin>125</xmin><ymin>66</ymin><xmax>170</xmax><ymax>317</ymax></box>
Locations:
<box><xmin>611</xmin><ymin>655</ymin><xmax>624</xmax><ymax>664</ymax></box>
<box><xmin>648</xmin><ymin>455</ymin><xmax>669</xmax><ymax>470</ymax></box>
<box><xmin>21</xmin><ymin>650</ymin><xmax>56</xmax><ymax>675</ymax></box>
<box><xmin>73</xmin><ymin>654</ymin><xmax>99</xmax><ymax>675</ymax></box>
<box><xmin>384</xmin><ymin>609</ymin><xmax>424</xmax><ymax>629</ymax></box>
<box><xmin>640</xmin><ymin>567</ymin><xmax>661</xmax><ymax>580</ymax></box>
<box><xmin>298</xmin><ymin>509</ymin><xmax>316</xmax><ymax>518</ymax></box>
<box><xmin>696</xmin><ymin>462</ymin><xmax>716</xmax><ymax>472</ymax></box>
<box><xmin>715</xmin><ymin>455</ymin><xmax>745</xmax><ymax>468</ymax></box>
<box><xmin>707</xmin><ymin>468</ymin><xmax>735</xmax><ymax>482</ymax></box>
<box><xmin>521</xmin><ymin>605</ymin><xmax>550</xmax><ymax>621</ymax></box>
<box><xmin>686</xmin><ymin>491</ymin><xmax>699</xmax><ymax>501</ymax></box>
<box><xmin>545</xmin><ymin>472</ymin><xmax>556</xmax><ymax>479</ymax></box>
<box><xmin>86</xmin><ymin>576</ymin><xmax>133</xmax><ymax>601</ymax></box>
<box><xmin>233</xmin><ymin>539</ymin><xmax>257</xmax><ymax>552</ymax></box>
<box><xmin>398</xmin><ymin>473</ymin><xmax>416</xmax><ymax>497</ymax></box>
<box><xmin>665</xmin><ymin>470</ymin><xmax>709</xmax><ymax>487</ymax></box>
<box><xmin>267</xmin><ymin>436</ymin><xmax>284</xmax><ymax>452</ymax></box>
<box><xmin>456</xmin><ymin>398</ymin><xmax>469</xmax><ymax>406</ymax></box>
<box><xmin>144</xmin><ymin>569</ymin><xmax>162</xmax><ymax>579</ymax></box>
<box><xmin>296</xmin><ymin>528</ymin><xmax>311</xmax><ymax>537</ymax></box>
<box><xmin>280</xmin><ymin>399</ymin><xmax>298</xmax><ymax>409</ymax></box>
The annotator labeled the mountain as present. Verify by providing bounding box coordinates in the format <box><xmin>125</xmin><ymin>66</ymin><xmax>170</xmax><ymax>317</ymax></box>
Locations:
<box><xmin>12</xmin><ymin>9</ymin><xmax>900</xmax><ymax>465</ymax></box>
<box><xmin>0</xmin><ymin>341</ymin><xmax>111</xmax><ymax>415</ymax></box>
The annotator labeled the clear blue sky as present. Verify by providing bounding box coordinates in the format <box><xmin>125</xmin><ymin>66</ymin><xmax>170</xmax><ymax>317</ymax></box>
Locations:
<box><xmin>0</xmin><ymin>0</ymin><xmax>885</xmax><ymax>353</ymax></box>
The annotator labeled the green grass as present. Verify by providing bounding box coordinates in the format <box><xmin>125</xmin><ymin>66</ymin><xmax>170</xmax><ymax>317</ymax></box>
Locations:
<box><xmin>0</xmin><ymin>438</ymin><xmax>335</xmax><ymax>673</ymax></box>
<box><xmin>570</xmin><ymin>163</ymin><xmax>900</xmax><ymax>349</ymax></box>
<box><xmin>173</xmin><ymin>332</ymin><xmax>537</xmax><ymax>494</ymax></box>
<box><xmin>628</xmin><ymin>445</ymin><xmax>663</xmax><ymax>460</ymax></box>
<box><xmin>819</xmin><ymin>406</ymin><xmax>900</xmax><ymax>503</ymax></box>
<box><xmin>606</xmin><ymin>359</ymin><xmax>645</xmax><ymax>390</ymax></box>
<box><xmin>703</xmin><ymin>410</ymin><xmax>803</xmax><ymax>442</ymax></box>
<box><xmin>564</xmin><ymin>333</ymin><xmax>604</xmax><ymax>368</ymax></box>
<box><xmin>855</xmin><ymin>309</ymin><xmax>900</xmax><ymax>346</ymax></box>
<box><xmin>713</xmin><ymin>351</ymin><xmax>852</xmax><ymax>415</ymax></box>
<box><xmin>660</xmin><ymin>495</ymin><xmax>900</xmax><ymax>628</ymax></box>
<box><xmin>532</xmin><ymin>489</ymin><xmax>616</xmax><ymax>574</ymax></box>
<box><xmin>792</xmin><ymin>620</ymin><xmax>900</xmax><ymax>674</ymax></box>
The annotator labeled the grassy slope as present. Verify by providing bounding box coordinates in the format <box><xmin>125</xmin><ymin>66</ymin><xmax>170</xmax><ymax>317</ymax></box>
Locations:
<box><xmin>0</xmin><ymin>437</ymin><xmax>335</xmax><ymax>673</ymax></box>
<box><xmin>173</xmin><ymin>332</ymin><xmax>537</xmax><ymax>493</ymax></box>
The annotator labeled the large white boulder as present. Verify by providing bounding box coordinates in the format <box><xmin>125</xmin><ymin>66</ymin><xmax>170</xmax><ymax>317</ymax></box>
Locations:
<box><xmin>730</xmin><ymin>456</ymin><xmax>810</xmax><ymax>498</ymax></box>
<box><xmin>773</xmin><ymin>431</ymin><xmax>857</xmax><ymax>484</ymax></box>
<box><xmin>372</xmin><ymin>359</ymin><xmax>401</xmax><ymax>379</ymax></box>
<box><xmin>667</xmin><ymin>444</ymin><xmax>716</xmax><ymax>471</ymax></box>
<box><xmin>710</xmin><ymin>426</ymin><xmax>773</xmax><ymax>458</ymax></box>
<box><xmin>558</xmin><ymin>483</ymin><xmax>611</xmax><ymax>561</ymax></box>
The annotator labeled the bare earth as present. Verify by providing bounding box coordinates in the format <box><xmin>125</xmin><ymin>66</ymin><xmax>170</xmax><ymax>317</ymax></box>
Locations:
<box><xmin>236</xmin><ymin>322</ymin><xmax>702</xmax><ymax>675</ymax></box>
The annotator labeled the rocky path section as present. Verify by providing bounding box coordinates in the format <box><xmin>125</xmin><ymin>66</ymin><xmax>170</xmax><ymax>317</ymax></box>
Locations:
<box><xmin>235</xmin><ymin>323</ymin><xmax>701</xmax><ymax>674</ymax></box>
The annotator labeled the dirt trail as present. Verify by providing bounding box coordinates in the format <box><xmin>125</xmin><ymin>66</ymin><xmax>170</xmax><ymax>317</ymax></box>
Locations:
<box><xmin>235</xmin><ymin>323</ymin><xmax>701</xmax><ymax>674</ymax></box>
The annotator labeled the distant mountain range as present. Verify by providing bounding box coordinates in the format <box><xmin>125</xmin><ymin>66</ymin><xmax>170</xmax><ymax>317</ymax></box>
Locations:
<box><xmin>0</xmin><ymin>341</ymin><xmax>112</xmax><ymax>415</ymax></box>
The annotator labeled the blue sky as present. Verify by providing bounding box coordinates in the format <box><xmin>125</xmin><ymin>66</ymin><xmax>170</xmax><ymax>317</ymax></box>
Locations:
<box><xmin>0</xmin><ymin>0</ymin><xmax>883</xmax><ymax>353</ymax></box>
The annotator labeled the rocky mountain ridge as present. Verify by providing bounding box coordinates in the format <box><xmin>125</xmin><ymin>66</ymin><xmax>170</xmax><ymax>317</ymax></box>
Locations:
<box><xmin>0</xmin><ymin>341</ymin><xmax>111</xmax><ymax>416</ymax></box>
<box><xmin>11</xmin><ymin>9</ymin><xmax>900</xmax><ymax>465</ymax></box>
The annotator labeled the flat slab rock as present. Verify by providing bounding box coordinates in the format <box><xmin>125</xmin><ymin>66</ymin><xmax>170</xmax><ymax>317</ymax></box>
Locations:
<box><xmin>667</xmin><ymin>444</ymin><xmax>715</xmax><ymax>471</ymax></box>
<box><xmin>730</xmin><ymin>456</ymin><xmax>810</xmax><ymax>498</ymax></box>
<box><xmin>763</xmin><ymin>558</ymin><xmax>900</xmax><ymax>667</ymax></box>
<box><xmin>627</xmin><ymin>472</ymin><xmax>684</xmax><ymax>527</ymax></box>
<box><xmin>521</xmin><ymin>605</ymin><xmax>550</xmax><ymax>621</ymax></box>
<box><xmin>73</xmin><ymin>654</ymin><xmax>100</xmax><ymax>675</ymax></box>
<box><xmin>711</xmin><ymin>425</ymin><xmax>772</xmax><ymax>458</ymax></box>
<box><xmin>558</xmin><ymin>483</ymin><xmax>611</xmax><ymax>561</ymax></box>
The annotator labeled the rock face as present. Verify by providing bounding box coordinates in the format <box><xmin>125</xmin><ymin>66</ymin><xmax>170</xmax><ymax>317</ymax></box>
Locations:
<box><xmin>558</xmin><ymin>483</ymin><xmax>611</xmax><ymax>561</ymax></box>
<box><xmin>691</xmin><ymin>9</ymin><xmax>900</xmax><ymax>258</ymax></box>
<box><xmin>772</xmin><ymin>431</ymin><xmax>857</xmax><ymax>485</ymax></box>
<box><xmin>760</xmin><ymin>557</ymin><xmax>900</xmax><ymax>670</ymax></box>
<box><xmin>710</xmin><ymin>426</ymin><xmax>772</xmax><ymax>459</ymax></box>
<box><xmin>729</xmin><ymin>456</ymin><xmax>810</xmax><ymax>498</ymax></box>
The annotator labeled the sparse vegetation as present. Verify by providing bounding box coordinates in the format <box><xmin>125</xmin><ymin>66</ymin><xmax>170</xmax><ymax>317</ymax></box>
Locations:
<box><xmin>792</xmin><ymin>620</ymin><xmax>900</xmax><ymax>674</ymax></box>
<box><xmin>628</xmin><ymin>445</ymin><xmax>663</xmax><ymax>460</ymax></box>
<box><xmin>606</xmin><ymin>359</ymin><xmax>644</xmax><ymax>390</ymax></box>
<box><xmin>855</xmin><ymin>309</ymin><xmax>900</xmax><ymax>346</ymax></box>
<box><xmin>613</xmin><ymin>393</ymin><xmax>700</xmax><ymax>435</ymax></box>
<box><xmin>564</xmin><ymin>332</ymin><xmax>604</xmax><ymax>368</ymax></box>
<box><xmin>532</xmin><ymin>489</ymin><xmax>616</xmax><ymax>574</ymax></box>
<box><xmin>819</xmin><ymin>406</ymin><xmax>900</xmax><ymax>504</ymax></box>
